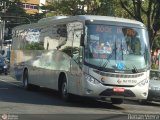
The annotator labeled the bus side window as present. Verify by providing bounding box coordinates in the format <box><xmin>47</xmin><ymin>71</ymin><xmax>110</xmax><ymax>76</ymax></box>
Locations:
<box><xmin>58</xmin><ymin>24</ymin><xmax>72</xmax><ymax>57</ymax></box>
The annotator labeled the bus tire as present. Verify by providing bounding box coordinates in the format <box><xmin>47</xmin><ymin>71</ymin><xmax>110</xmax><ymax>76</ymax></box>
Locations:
<box><xmin>4</xmin><ymin>72</ymin><xmax>8</xmax><ymax>75</ymax></box>
<box><xmin>61</xmin><ymin>77</ymin><xmax>70</xmax><ymax>101</ymax></box>
<box><xmin>23</xmin><ymin>70</ymin><xmax>30</xmax><ymax>90</ymax></box>
<box><xmin>111</xmin><ymin>98</ymin><xmax>123</xmax><ymax>104</ymax></box>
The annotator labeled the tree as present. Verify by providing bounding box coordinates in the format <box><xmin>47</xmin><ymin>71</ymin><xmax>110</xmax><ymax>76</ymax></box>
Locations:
<box><xmin>41</xmin><ymin>0</ymin><xmax>117</xmax><ymax>16</ymax></box>
<box><xmin>41</xmin><ymin>0</ymin><xmax>85</xmax><ymax>16</ymax></box>
<box><xmin>152</xmin><ymin>36</ymin><xmax>160</xmax><ymax>50</ymax></box>
<box><xmin>119</xmin><ymin>0</ymin><xmax>160</xmax><ymax>48</ymax></box>
<box><xmin>0</xmin><ymin>0</ymin><xmax>31</xmax><ymax>41</ymax></box>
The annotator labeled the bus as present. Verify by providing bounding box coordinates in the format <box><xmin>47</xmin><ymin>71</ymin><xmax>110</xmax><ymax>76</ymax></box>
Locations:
<box><xmin>10</xmin><ymin>15</ymin><xmax>150</xmax><ymax>104</ymax></box>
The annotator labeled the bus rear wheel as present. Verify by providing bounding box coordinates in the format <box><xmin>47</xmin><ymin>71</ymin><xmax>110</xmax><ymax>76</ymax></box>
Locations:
<box><xmin>23</xmin><ymin>70</ymin><xmax>30</xmax><ymax>90</ymax></box>
<box><xmin>61</xmin><ymin>78</ymin><xmax>70</xmax><ymax>101</ymax></box>
<box><xmin>111</xmin><ymin>98</ymin><xmax>123</xmax><ymax>104</ymax></box>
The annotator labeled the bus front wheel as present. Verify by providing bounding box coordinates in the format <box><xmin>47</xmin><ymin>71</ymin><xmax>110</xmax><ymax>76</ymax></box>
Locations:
<box><xmin>111</xmin><ymin>98</ymin><xmax>123</xmax><ymax>104</ymax></box>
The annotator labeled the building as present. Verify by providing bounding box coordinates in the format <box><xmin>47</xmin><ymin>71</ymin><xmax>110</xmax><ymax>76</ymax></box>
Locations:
<box><xmin>20</xmin><ymin>0</ymin><xmax>46</xmax><ymax>14</ymax></box>
<box><xmin>20</xmin><ymin>0</ymin><xmax>64</xmax><ymax>14</ymax></box>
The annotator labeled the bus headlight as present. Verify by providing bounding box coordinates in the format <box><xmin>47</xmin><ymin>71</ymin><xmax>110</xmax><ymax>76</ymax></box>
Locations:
<box><xmin>3</xmin><ymin>65</ymin><xmax>8</xmax><ymax>69</ymax></box>
<box><xmin>138</xmin><ymin>79</ymin><xmax>148</xmax><ymax>87</ymax></box>
<box><xmin>85</xmin><ymin>74</ymin><xmax>100</xmax><ymax>84</ymax></box>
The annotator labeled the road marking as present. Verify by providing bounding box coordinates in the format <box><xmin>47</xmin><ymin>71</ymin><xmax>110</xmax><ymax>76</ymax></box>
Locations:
<box><xmin>0</xmin><ymin>79</ymin><xmax>22</xmax><ymax>87</ymax></box>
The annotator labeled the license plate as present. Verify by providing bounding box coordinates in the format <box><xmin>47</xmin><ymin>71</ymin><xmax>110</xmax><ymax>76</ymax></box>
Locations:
<box><xmin>113</xmin><ymin>87</ymin><xmax>125</xmax><ymax>92</ymax></box>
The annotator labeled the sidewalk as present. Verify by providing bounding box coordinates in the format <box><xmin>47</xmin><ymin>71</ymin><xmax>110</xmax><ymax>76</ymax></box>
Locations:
<box><xmin>0</xmin><ymin>75</ymin><xmax>23</xmax><ymax>87</ymax></box>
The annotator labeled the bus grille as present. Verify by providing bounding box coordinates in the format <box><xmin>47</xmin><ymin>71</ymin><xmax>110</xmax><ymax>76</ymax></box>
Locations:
<box><xmin>99</xmin><ymin>89</ymin><xmax>136</xmax><ymax>97</ymax></box>
<box><xmin>93</xmin><ymin>70</ymin><xmax>144</xmax><ymax>78</ymax></box>
<box><xmin>102</xmin><ymin>84</ymin><xmax>134</xmax><ymax>87</ymax></box>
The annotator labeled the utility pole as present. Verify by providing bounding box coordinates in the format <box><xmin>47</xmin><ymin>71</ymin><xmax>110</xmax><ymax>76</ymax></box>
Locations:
<box><xmin>0</xmin><ymin>0</ymin><xmax>15</xmax><ymax>51</ymax></box>
<box><xmin>0</xmin><ymin>1</ymin><xmax>6</xmax><ymax>51</ymax></box>
<box><xmin>0</xmin><ymin>20</ymin><xmax>5</xmax><ymax>51</ymax></box>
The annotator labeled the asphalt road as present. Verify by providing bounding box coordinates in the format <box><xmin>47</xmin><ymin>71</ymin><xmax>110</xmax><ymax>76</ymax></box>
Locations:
<box><xmin>0</xmin><ymin>75</ymin><xmax>160</xmax><ymax>120</ymax></box>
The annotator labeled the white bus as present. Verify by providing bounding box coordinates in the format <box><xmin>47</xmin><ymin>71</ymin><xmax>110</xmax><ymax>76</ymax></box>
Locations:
<box><xmin>10</xmin><ymin>15</ymin><xmax>150</xmax><ymax>104</ymax></box>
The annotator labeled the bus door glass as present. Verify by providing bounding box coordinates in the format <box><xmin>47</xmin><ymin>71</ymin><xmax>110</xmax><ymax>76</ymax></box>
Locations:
<box><xmin>67</xmin><ymin>22</ymin><xmax>83</xmax><ymax>94</ymax></box>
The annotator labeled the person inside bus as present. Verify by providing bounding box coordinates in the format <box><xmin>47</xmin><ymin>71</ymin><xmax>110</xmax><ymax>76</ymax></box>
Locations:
<box><xmin>125</xmin><ymin>30</ymin><xmax>141</xmax><ymax>55</ymax></box>
<box><xmin>132</xmin><ymin>37</ymin><xmax>141</xmax><ymax>55</ymax></box>
<box><xmin>104</xmin><ymin>41</ymin><xmax>112</xmax><ymax>54</ymax></box>
<box><xmin>88</xmin><ymin>41</ymin><xmax>99</xmax><ymax>58</ymax></box>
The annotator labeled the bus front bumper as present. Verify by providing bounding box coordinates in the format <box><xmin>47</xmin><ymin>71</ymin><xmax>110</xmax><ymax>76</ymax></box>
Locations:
<box><xmin>82</xmin><ymin>80</ymin><xmax>148</xmax><ymax>100</ymax></box>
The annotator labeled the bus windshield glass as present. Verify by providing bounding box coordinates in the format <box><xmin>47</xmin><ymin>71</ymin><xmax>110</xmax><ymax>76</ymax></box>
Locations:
<box><xmin>85</xmin><ymin>24</ymin><xmax>150</xmax><ymax>72</ymax></box>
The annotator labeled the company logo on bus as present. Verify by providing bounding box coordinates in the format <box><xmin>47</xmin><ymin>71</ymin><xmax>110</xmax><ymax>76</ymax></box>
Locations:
<box><xmin>117</xmin><ymin>79</ymin><xmax>122</xmax><ymax>84</ymax></box>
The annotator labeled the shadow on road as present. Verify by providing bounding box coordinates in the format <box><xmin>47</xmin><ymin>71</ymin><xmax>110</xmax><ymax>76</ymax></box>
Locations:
<box><xmin>1</xmin><ymin>77</ymin><xmax>160</xmax><ymax>111</ymax></box>
<box><xmin>140</xmin><ymin>101</ymin><xmax>160</xmax><ymax>106</ymax></box>
<box><xmin>32</xmin><ymin>87</ymin><xmax>124</xmax><ymax>110</ymax></box>
<box><xmin>0</xmin><ymin>79</ymin><xmax>124</xmax><ymax>110</ymax></box>
<box><xmin>123</xmin><ymin>99</ymin><xmax>160</xmax><ymax>107</ymax></box>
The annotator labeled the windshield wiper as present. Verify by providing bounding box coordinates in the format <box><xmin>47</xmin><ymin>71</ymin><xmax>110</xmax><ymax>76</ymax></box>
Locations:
<box><xmin>101</xmin><ymin>46</ymin><xmax>117</xmax><ymax>68</ymax></box>
<box><xmin>100</xmin><ymin>51</ymin><xmax>114</xmax><ymax>68</ymax></box>
<box><xmin>132</xmin><ymin>65</ymin><xmax>139</xmax><ymax>73</ymax></box>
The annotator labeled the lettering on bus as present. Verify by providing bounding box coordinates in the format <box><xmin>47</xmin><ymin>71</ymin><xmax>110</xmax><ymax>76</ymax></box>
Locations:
<box><xmin>96</xmin><ymin>26</ymin><xmax>112</xmax><ymax>33</ymax></box>
<box><xmin>96</xmin><ymin>26</ymin><xmax>123</xmax><ymax>34</ymax></box>
<box><xmin>117</xmin><ymin>27</ymin><xmax>122</xmax><ymax>34</ymax></box>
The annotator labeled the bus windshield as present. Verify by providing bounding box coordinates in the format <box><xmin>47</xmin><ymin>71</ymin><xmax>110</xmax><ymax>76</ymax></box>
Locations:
<box><xmin>85</xmin><ymin>24</ymin><xmax>150</xmax><ymax>72</ymax></box>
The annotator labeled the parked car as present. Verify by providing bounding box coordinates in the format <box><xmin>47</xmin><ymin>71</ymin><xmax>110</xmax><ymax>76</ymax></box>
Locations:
<box><xmin>147</xmin><ymin>69</ymin><xmax>160</xmax><ymax>102</ymax></box>
<box><xmin>139</xmin><ymin>69</ymin><xmax>160</xmax><ymax>104</ymax></box>
<box><xmin>0</xmin><ymin>56</ymin><xmax>9</xmax><ymax>75</ymax></box>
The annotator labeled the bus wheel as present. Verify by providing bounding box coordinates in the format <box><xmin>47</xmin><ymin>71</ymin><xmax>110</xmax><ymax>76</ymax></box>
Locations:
<box><xmin>4</xmin><ymin>72</ymin><xmax>8</xmax><ymax>75</ymax></box>
<box><xmin>61</xmin><ymin>78</ymin><xmax>70</xmax><ymax>101</ymax></box>
<box><xmin>23</xmin><ymin>70</ymin><xmax>39</xmax><ymax>91</ymax></box>
<box><xmin>111</xmin><ymin>98</ymin><xmax>123</xmax><ymax>104</ymax></box>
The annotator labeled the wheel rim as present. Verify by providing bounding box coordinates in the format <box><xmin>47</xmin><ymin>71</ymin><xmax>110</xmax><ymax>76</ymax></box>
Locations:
<box><xmin>24</xmin><ymin>74</ymin><xmax>28</xmax><ymax>88</ymax></box>
<box><xmin>62</xmin><ymin>82</ymin><xmax>67</xmax><ymax>98</ymax></box>
<box><xmin>24</xmin><ymin>78</ymin><xmax>28</xmax><ymax>87</ymax></box>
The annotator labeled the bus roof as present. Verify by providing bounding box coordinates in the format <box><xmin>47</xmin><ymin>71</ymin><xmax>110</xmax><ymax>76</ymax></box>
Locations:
<box><xmin>13</xmin><ymin>15</ymin><xmax>145</xmax><ymax>31</ymax></box>
<box><xmin>74</xmin><ymin>15</ymin><xmax>144</xmax><ymax>26</ymax></box>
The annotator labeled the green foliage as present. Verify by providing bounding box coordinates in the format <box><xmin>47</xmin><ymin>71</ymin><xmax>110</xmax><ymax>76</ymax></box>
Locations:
<box><xmin>151</xmin><ymin>63</ymin><xmax>159</xmax><ymax>69</ymax></box>
<box><xmin>61</xmin><ymin>46</ymin><xmax>79</xmax><ymax>57</ymax></box>
<box><xmin>25</xmin><ymin>42</ymin><xmax>44</xmax><ymax>50</ymax></box>
<box><xmin>0</xmin><ymin>0</ymin><xmax>27</xmax><ymax>16</ymax></box>
<box><xmin>113</xmin><ymin>1</ymin><xmax>130</xmax><ymax>18</ymax></box>
<box><xmin>152</xmin><ymin>35</ymin><xmax>160</xmax><ymax>51</ymax></box>
<box><xmin>41</xmin><ymin>0</ymin><xmax>121</xmax><ymax>16</ymax></box>
<box><xmin>6</xmin><ymin>4</ymin><xmax>26</xmax><ymax>16</ymax></box>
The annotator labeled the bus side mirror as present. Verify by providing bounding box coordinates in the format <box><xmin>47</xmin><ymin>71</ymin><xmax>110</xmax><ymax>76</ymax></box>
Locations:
<box><xmin>80</xmin><ymin>34</ymin><xmax>84</xmax><ymax>46</ymax></box>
